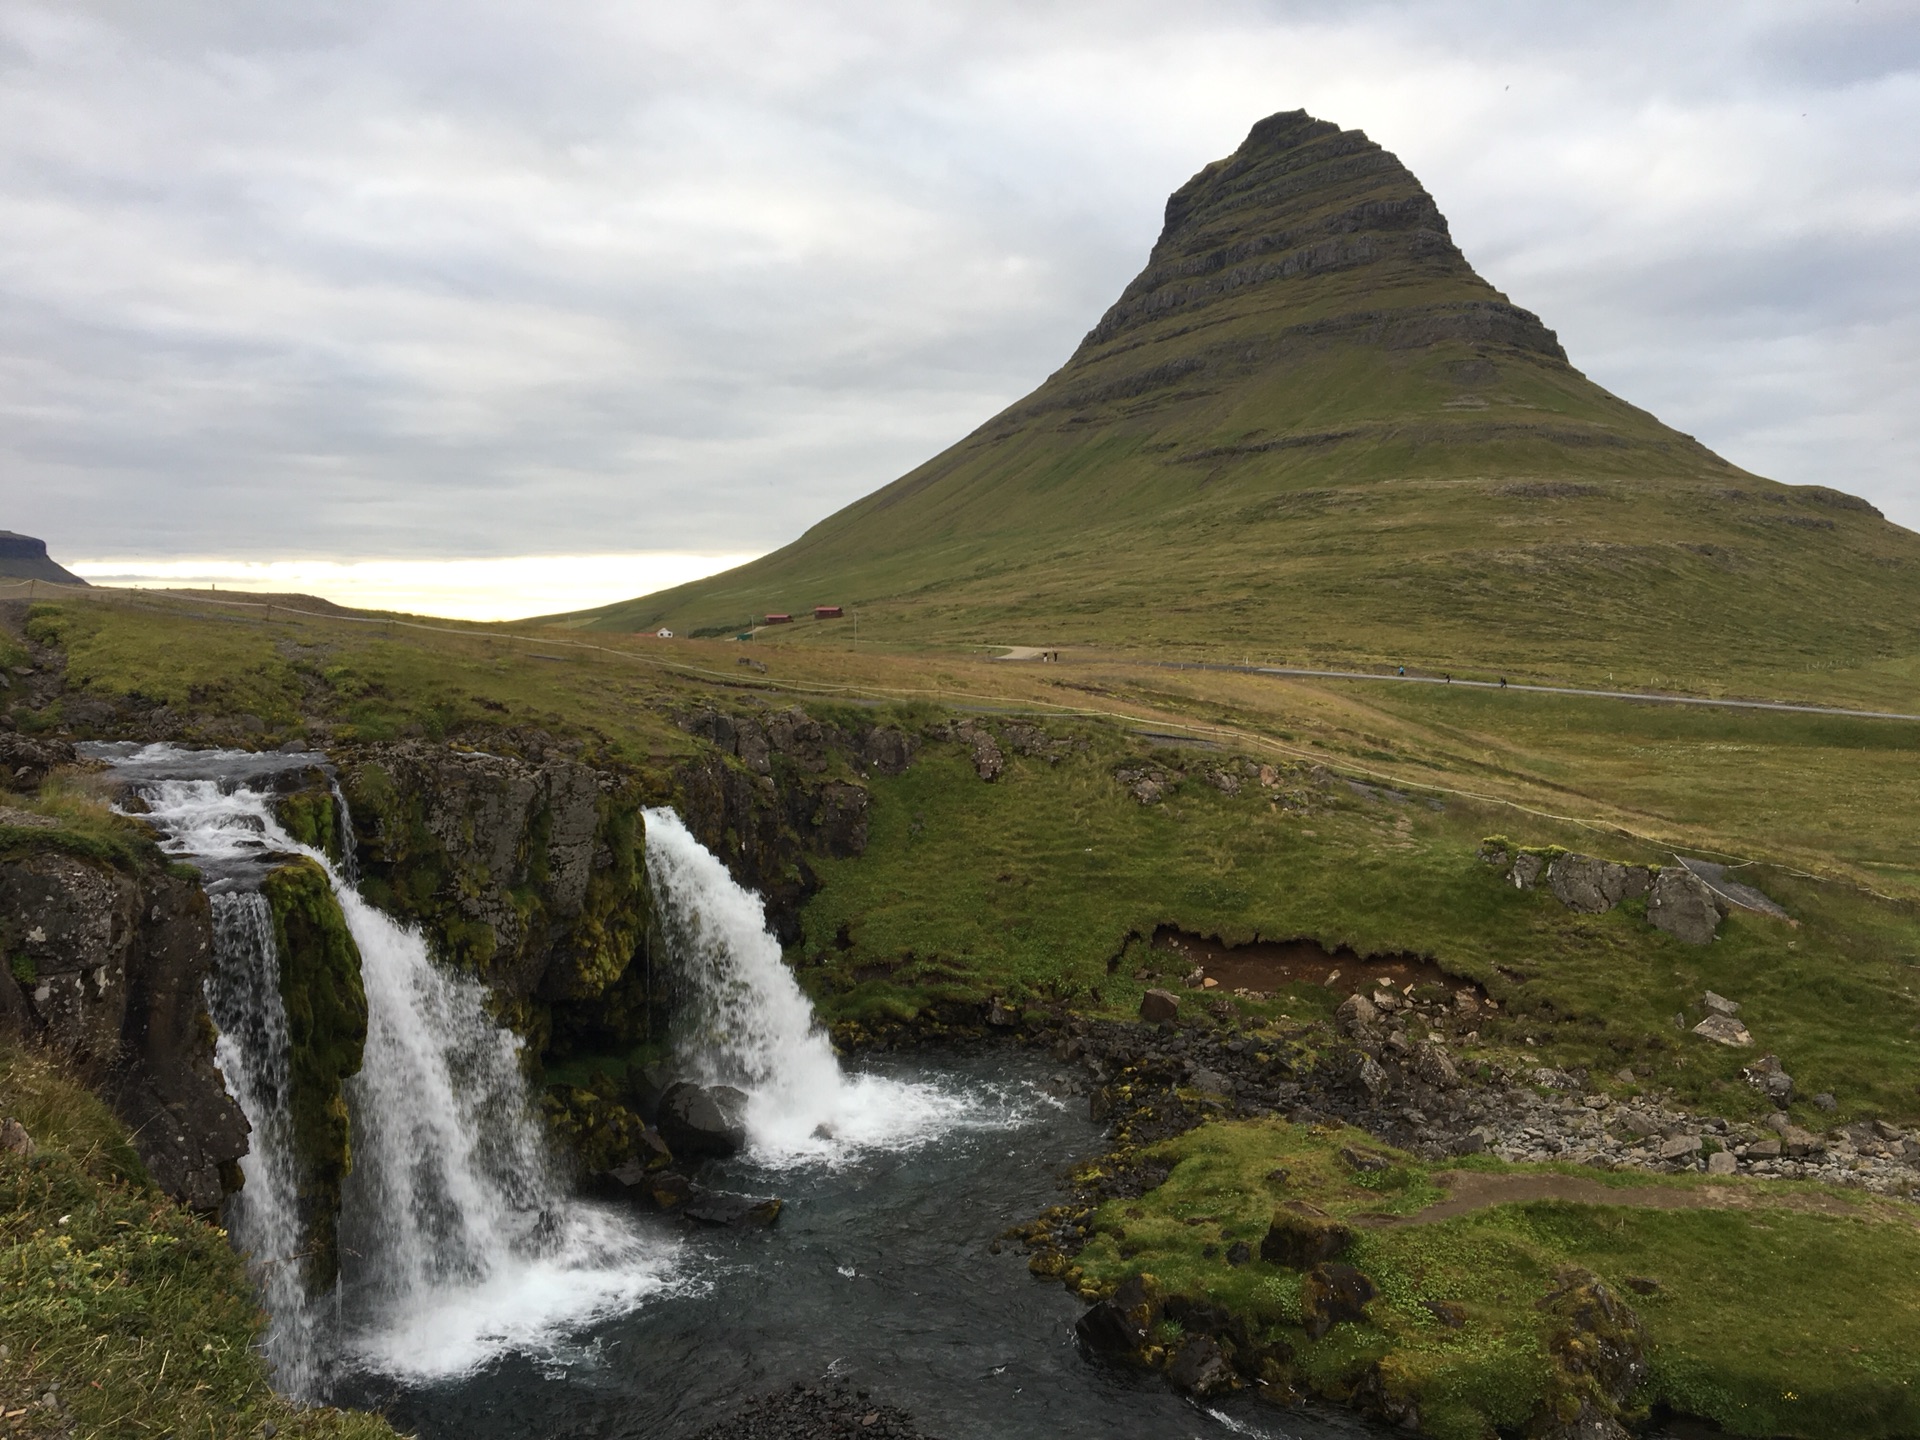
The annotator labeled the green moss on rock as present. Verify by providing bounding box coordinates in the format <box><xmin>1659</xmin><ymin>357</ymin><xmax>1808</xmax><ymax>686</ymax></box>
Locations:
<box><xmin>263</xmin><ymin>857</ymin><xmax>367</xmax><ymax>1295</ymax></box>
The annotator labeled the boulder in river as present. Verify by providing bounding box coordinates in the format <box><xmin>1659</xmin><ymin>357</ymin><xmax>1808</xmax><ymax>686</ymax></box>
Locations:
<box><xmin>1075</xmin><ymin>1274</ymin><xmax>1159</xmax><ymax>1360</ymax></box>
<box><xmin>683</xmin><ymin>1189</ymin><xmax>783</xmax><ymax>1228</ymax></box>
<box><xmin>658</xmin><ymin>1081</ymin><xmax>748</xmax><ymax>1157</ymax></box>
<box><xmin>1165</xmin><ymin>1334</ymin><xmax>1235</xmax><ymax>1396</ymax></box>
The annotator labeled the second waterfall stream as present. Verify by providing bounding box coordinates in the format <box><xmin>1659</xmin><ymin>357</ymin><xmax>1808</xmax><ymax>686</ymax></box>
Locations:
<box><xmin>92</xmin><ymin>744</ymin><xmax>1008</xmax><ymax>1401</ymax></box>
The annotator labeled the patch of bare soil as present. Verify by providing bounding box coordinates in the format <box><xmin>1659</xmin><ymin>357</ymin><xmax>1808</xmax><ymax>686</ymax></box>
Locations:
<box><xmin>1149</xmin><ymin>927</ymin><xmax>1476</xmax><ymax>1000</ymax></box>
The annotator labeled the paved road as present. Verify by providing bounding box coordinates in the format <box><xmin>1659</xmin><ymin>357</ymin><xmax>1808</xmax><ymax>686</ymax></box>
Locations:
<box><xmin>1149</xmin><ymin>661</ymin><xmax>1920</xmax><ymax>723</ymax></box>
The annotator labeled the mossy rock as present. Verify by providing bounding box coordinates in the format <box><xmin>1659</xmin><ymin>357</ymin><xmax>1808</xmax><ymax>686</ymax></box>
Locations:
<box><xmin>263</xmin><ymin>857</ymin><xmax>367</xmax><ymax>1294</ymax></box>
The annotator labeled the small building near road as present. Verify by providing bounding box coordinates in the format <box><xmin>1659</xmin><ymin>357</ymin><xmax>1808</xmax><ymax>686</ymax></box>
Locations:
<box><xmin>764</xmin><ymin>612</ymin><xmax>792</xmax><ymax>624</ymax></box>
<box><xmin>655</xmin><ymin>628</ymin><xmax>673</xmax><ymax>638</ymax></box>
<box><xmin>813</xmin><ymin>605</ymin><xmax>843</xmax><ymax>619</ymax></box>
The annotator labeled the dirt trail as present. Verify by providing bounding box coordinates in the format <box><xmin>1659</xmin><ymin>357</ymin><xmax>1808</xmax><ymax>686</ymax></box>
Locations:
<box><xmin>1357</xmin><ymin>1169</ymin><xmax>1905</xmax><ymax>1229</ymax></box>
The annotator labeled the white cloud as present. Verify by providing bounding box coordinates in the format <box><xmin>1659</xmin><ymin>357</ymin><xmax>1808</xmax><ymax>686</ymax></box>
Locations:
<box><xmin>1</xmin><ymin>0</ymin><xmax>1915</xmax><ymax>576</ymax></box>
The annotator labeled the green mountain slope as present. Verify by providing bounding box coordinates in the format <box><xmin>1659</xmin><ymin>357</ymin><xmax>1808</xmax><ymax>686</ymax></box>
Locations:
<box><xmin>569</xmin><ymin>110</ymin><xmax>1920</xmax><ymax>700</ymax></box>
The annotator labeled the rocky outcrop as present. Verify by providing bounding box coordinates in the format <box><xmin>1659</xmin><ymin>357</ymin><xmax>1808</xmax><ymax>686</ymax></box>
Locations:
<box><xmin>0</xmin><ymin>840</ymin><xmax>247</xmax><ymax>1209</ymax></box>
<box><xmin>262</xmin><ymin>858</ymin><xmax>366</xmax><ymax>1292</ymax></box>
<box><xmin>1488</xmin><ymin>841</ymin><xmax>1729</xmax><ymax>945</ymax></box>
<box><xmin>1645</xmin><ymin>867</ymin><xmax>1723</xmax><ymax>945</ymax></box>
<box><xmin>675</xmin><ymin>704</ymin><xmax>893</xmax><ymax>943</ymax></box>
<box><xmin>1546</xmin><ymin>854</ymin><xmax>1653</xmax><ymax>913</ymax></box>
<box><xmin>1530</xmin><ymin>1269</ymin><xmax>1648</xmax><ymax>1440</ymax></box>
<box><xmin>337</xmin><ymin>741</ymin><xmax>655</xmax><ymax>1050</ymax></box>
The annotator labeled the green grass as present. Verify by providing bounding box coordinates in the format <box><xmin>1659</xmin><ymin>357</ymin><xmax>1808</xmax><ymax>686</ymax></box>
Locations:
<box><xmin>21</xmin><ymin>598</ymin><xmax>692</xmax><ymax>763</ymax></box>
<box><xmin>797</xmin><ymin>725</ymin><xmax>1920</xmax><ymax>1126</ymax></box>
<box><xmin>1072</xmin><ymin>1118</ymin><xmax>1920</xmax><ymax>1438</ymax></box>
<box><xmin>0</xmin><ymin>1042</ymin><xmax>403</xmax><ymax>1439</ymax></box>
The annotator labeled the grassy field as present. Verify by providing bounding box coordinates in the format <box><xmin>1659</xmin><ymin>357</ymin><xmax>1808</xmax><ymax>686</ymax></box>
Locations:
<box><xmin>1071</xmin><ymin>1118</ymin><xmax>1920</xmax><ymax>1439</ymax></box>
<box><xmin>0</xmin><ymin>1042</ymin><xmax>401</xmax><ymax>1440</ymax></box>
<box><xmin>796</xmin><ymin>726</ymin><xmax>1920</xmax><ymax>1127</ymax></box>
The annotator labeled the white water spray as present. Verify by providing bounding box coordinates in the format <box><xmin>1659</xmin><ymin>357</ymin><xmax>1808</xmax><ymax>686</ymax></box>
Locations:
<box><xmin>100</xmin><ymin>746</ymin><xmax>677</xmax><ymax>1392</ymax></box>
<box><xmin>643</xmin><ymin>807</ymin><xmax>992</xmax><ymax>1165</ymax></box>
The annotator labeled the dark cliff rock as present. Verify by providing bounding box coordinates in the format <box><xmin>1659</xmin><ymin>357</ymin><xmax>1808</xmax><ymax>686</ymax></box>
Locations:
<box><xmin>675</xmin><ymin>704</ymin><xmax>893</xmax><ymax>943</ymax></box>
<box><xmin>336</xmin><ymin>741</ymin><xmax>656</xmax><ymax>1052</ymax></box>
<box><xmin>0</xmin><ymin>839</ymin><xmax>247</xmax><ymax>1209</ymax></box>
<box><xmin>262</xmin><ymin>858</ymin><xmax>367</xmax><ymax>1292</ymax></box>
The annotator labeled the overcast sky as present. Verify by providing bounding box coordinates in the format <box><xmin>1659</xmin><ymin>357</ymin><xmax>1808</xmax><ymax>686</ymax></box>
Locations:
<box><xmin>4</xmin><ymin>1</ymin><xmax>1918</xmax><ymax>608</ymax></box>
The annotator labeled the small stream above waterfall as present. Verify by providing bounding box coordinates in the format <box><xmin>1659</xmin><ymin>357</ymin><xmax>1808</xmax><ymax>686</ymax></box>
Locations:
<box><xmin>87</xmin><ymin>743</ymin><xmax>1391</xmax><ymax>1440</ymax></box>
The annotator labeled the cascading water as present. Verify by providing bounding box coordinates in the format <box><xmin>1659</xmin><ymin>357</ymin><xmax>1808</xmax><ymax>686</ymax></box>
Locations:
<box><xmin>204</xmin><ymin>889</ymin><xmax>322</xmax><ymax>1395</ymax></box>
<box><xmin>89</xmin><ymin>744</ymin><xmax>676</xmax><ymax>1395</ymax></box>
<box><xmin>643</xmin><ymin>807</ymin><xmax>990</xmax><ymax>1164</ymax></box>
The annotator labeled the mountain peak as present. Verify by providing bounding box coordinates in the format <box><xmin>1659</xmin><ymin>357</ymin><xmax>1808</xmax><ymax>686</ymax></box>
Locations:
<box><xmin>1074</xmin><ymin>110</ymin><xmax>1564</xmax><ymax>364</ymax></box>
<box><xmin>572</xmin><ymin>111</ymin><xmax>1919</xmax><ymax>697</ymax></box>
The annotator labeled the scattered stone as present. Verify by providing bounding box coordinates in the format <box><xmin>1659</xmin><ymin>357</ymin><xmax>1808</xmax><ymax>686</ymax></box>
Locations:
<box><xmin>1744</xmin><ymin>1055</ymin><xmax>1794</xmax><ymax>1107</ymax></box>
<box><xmin>1702</xmin><ymin>991</ymin><xmax>1741</xmax><ymax>1017</ymax></box>
<box><xmin>1622</xmin><ymin>1276</ymin><xmax>1661</xmax><ymax>1296</ymax></box>
<box><xmin>1300</xmin><ymin>1262</ymin><xmax>1377</xmax><ymax>1339</ymax></box>
<box><xmin>1813</xmin><ymin>1092</ymin><xmax>1838</xmax><ymax>1113</ymax></box>
<box><xmin>986</xmin><ymin>998</ymin><xmax>1019</xmax><ymax>1028</ymax></box>
<box><xmin>1224</xmin><ymin>1240</ymin><xmax>1251</xmax><ymax>1266</ymax></box>
<box><xmin>1706</xmin><ymin>1150</ymin><xmax>1738</xmax><ymax>1175</ymax></box>
<box><xmin>1139</xmin><ymin>988</ymin><xmax>1180</xmax><ymax>1024</ymax></box>
<box><xmin>1423</xmin><ymin>1299</ymin><xmax>1467</xmax><ymax>1329</ymax></box>
<box><xmin>1340</xmin><ymin>1145</ymin><xmax>1393</xmax><ymax>1174</ymax></box>
<box><xmin>1646</xmin><ymin>867</ymin><xmax>1723</xmax><ymax>945</ymax></box>
<box><xmin>1334</xmin><ymin>992</ymin><xmax>1379</xmax><ymax>1037</ymax></box>
<box><xmin>0</xmin><ymin>1118</ymin><xmax>32</xmax><ymax>1157</ymax></box>
<box><xmin>1261</xmin><ymin>1202</ymin><xmax>1352</xmax><ymax>1269</ymax></box>
<box><xmin>1782</xmin><ymin>1125</ymin><xmax>1825</xmax><ymax>1158</ymax></box>
<box><xmin>1656</xmin><ymin>1134</ymin><xmax>1701</xmax><ymax>1162</ymax></box>
<box><xmin>1691</xmin><ymin>1014</ymin><xmax>1752</xmax><ymax>1047</ymax></box>
<box><xmin>1510</xmin><ymin>853</ymin><xmax>1545</xmax><ymax>889</ymax></box>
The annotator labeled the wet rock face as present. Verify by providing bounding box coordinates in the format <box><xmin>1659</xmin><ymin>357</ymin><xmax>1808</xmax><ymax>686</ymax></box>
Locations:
<box><xmin>0</xmin><ymin>850</ymin><xmax>137</xmax><ymax>1063</ymax></box>
<box><xmin>0</xmin><ymin>853</ymin><xmax>247</xmax><ymax>1210</ymax></box>
<box><xmin>674</xmin><ymin>706</ymin><xmax>889</xmax><ymax>943</ymax></box>
<box><xmin>339</xmin><ymin>741</ymin><xmax>653</xmax><ymax>1026</ymax></box>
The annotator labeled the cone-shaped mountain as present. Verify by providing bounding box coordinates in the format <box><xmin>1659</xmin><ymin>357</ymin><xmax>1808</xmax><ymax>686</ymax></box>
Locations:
<box><xmin>575</xmin><ymin>111</ymin><xmax>1919</xmax><ymax>694</ymax></box>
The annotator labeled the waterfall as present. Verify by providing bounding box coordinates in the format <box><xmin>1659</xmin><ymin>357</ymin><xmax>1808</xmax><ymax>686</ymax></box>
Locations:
<box><xmin>95</xmin><ymin>744</ymin><xmax>675</xmax><ymax>1393</ymax></box>
<box><xmin>204</xmin><ymin>891</ymin><xmax>321</xmax><ymax>1396</ymax></box>
<box><xmin>643</xmin><ymin>807</ymin><xmax>986</xmax><ymax>1165</ymax></box>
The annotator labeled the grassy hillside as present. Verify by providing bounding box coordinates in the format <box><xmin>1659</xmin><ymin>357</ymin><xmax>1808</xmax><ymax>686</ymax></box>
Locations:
<box><xmin>562</xmin><ymin>110</ymin><xmax>1920</xmax><ymax>706</ymax></box>
<box><xmin>0</xmin><ymin>1042</ymin><xmax>401</xmax><ymax>1439</ymax></box>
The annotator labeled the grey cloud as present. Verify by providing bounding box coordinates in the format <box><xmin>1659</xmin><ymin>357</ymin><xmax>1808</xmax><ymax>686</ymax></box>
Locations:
<box><xmin>2</xmin><ymin>0</ymin><xmax>1916</xmax><ymax>564</ymax></box>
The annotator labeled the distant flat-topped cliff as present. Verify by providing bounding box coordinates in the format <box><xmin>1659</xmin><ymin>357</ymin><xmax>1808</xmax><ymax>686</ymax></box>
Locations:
<box><xmin>0</xmin><ymin>531</ymin><xmax>87</xmax><ymax>586</ymax></box>
<box><xmin>568</xmin><ymin>111</ymin><xmax>1918</xmax><ymax>696</ymax></box>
